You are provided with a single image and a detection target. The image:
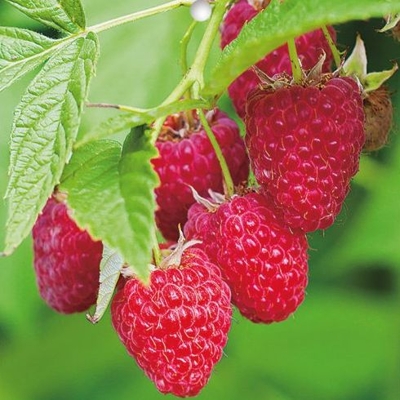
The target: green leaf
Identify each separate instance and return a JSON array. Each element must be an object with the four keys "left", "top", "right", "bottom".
[
  {"left": 3, "top": 32, "right": 99, "bottom": 256},
  {"left": 87, "top": 246, "right": 123, "bottom": 324},
  {"left": 77, "top": 98, "right": 209, "bottom": 146},
  {"left": 5, "top": 0, "right": 86, "bottom": 34},
  {"left": 118, "top": 125, "right": 159, "bottom": 279},
  {"left": 204, "top": 0, "right": 400, "bottom": 96},
  {"left": 0, "top": 27, "right": 60, "bottom": 92},
  {"left": 59, "top": 133, "right": 159, "bottom": 282}
]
